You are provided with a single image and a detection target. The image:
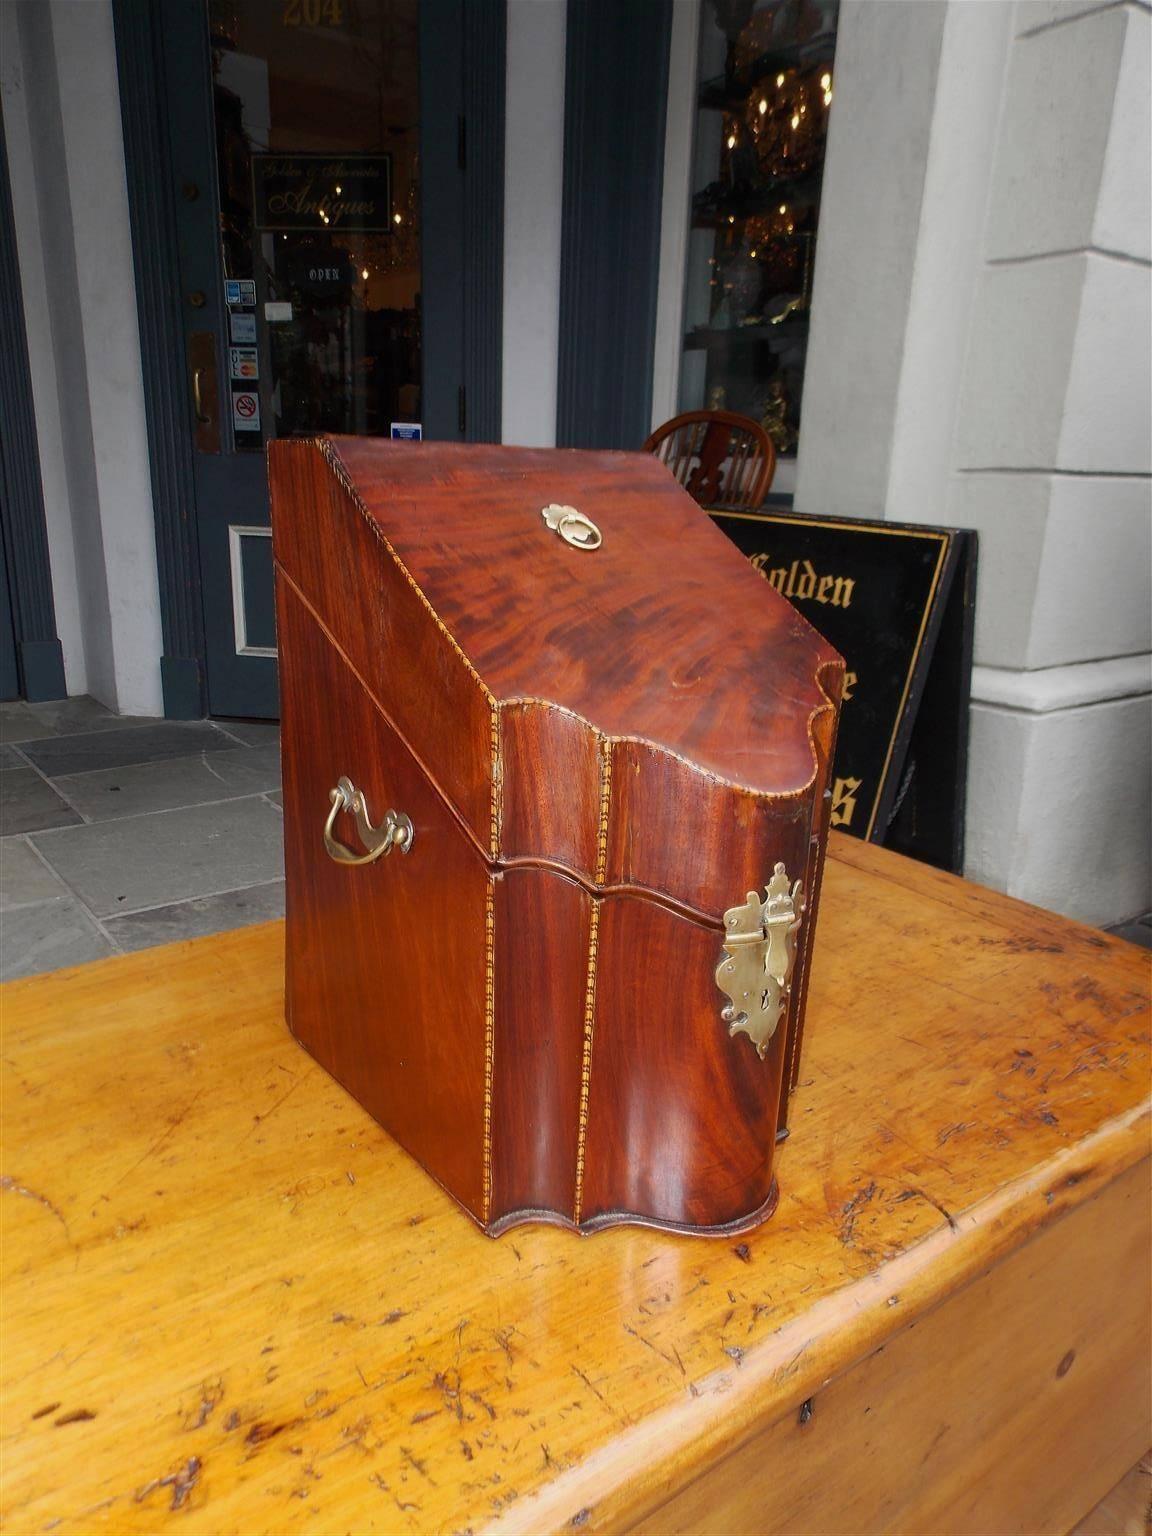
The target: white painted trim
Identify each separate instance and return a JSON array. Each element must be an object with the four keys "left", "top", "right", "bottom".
[
  {"left": 650, "top": 0, "right": 701, "bottom": 432},
  {"left": 0, "top": 2, "right": 87, "bottom": 696},
  {"left": 56, "top": 0, "right": 163, "bottom": 714},
  {"left": 6, "top": 0, "right": 165, "bottom": 715},
  {"left": 793, "top": 0, "right": 950, "bottom": 519},
  {"left": 228, "top": 526, "right": 277, "bottom": 659},
  {"left": 971, "top": 653, "right": 1151, "bottom": 712},
  {"left": 501, "top": 0, "right": 567, "bottom": 448}
]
